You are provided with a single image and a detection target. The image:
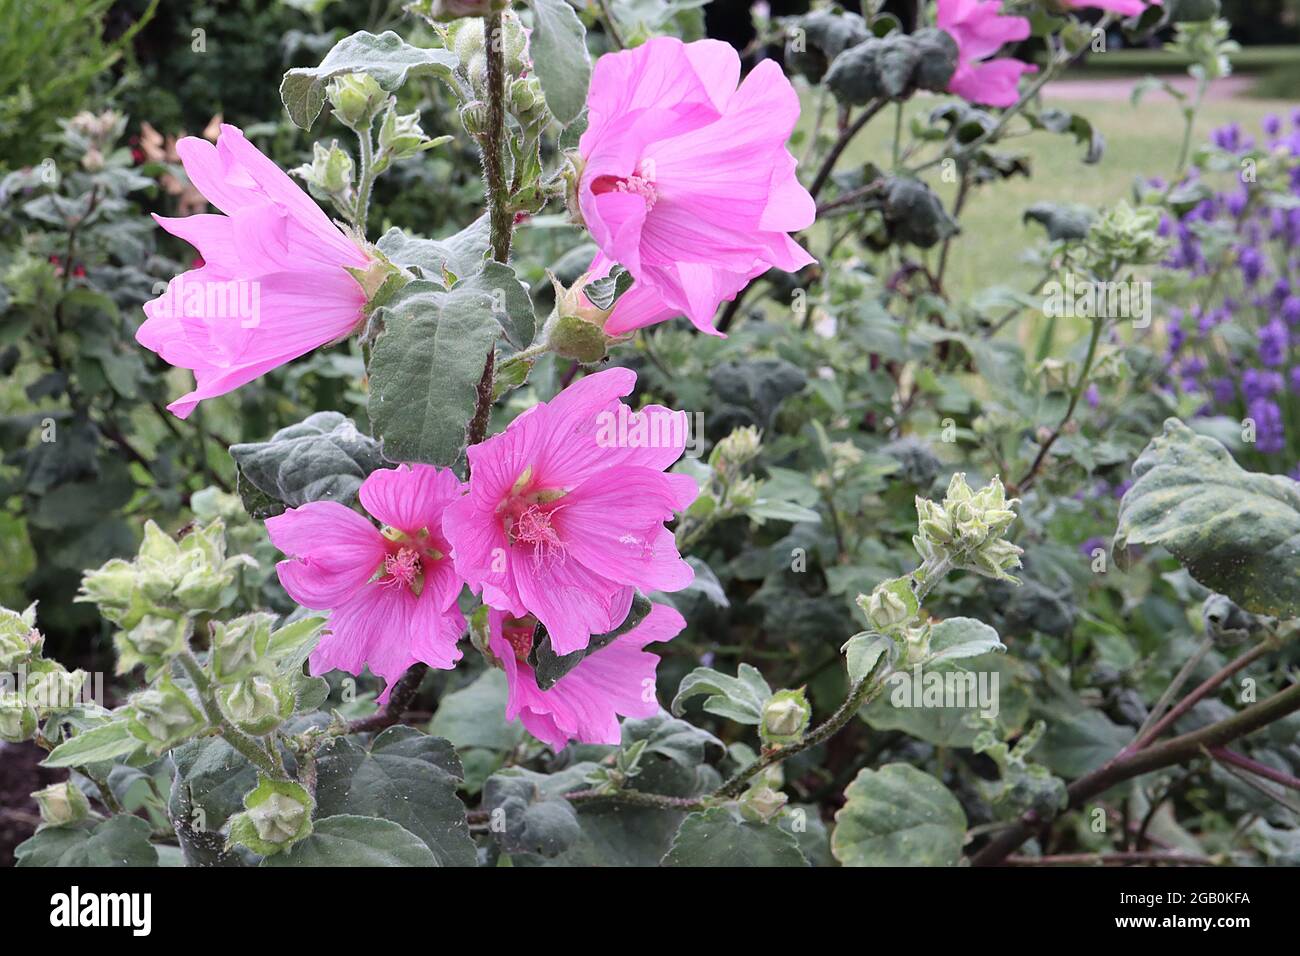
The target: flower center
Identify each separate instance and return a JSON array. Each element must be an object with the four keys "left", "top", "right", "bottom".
[
  {"left": 591, "top": 169, "right": 659, "bottom": 211},
  {"left": 498, "top": 471, "right": 568, "bottom": 566},
  {"left": 502, "top": 618, "right": 535, "bottom": 664},
  {"left": 382, "top": 546, "right": 422, "bottom": 590}
]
